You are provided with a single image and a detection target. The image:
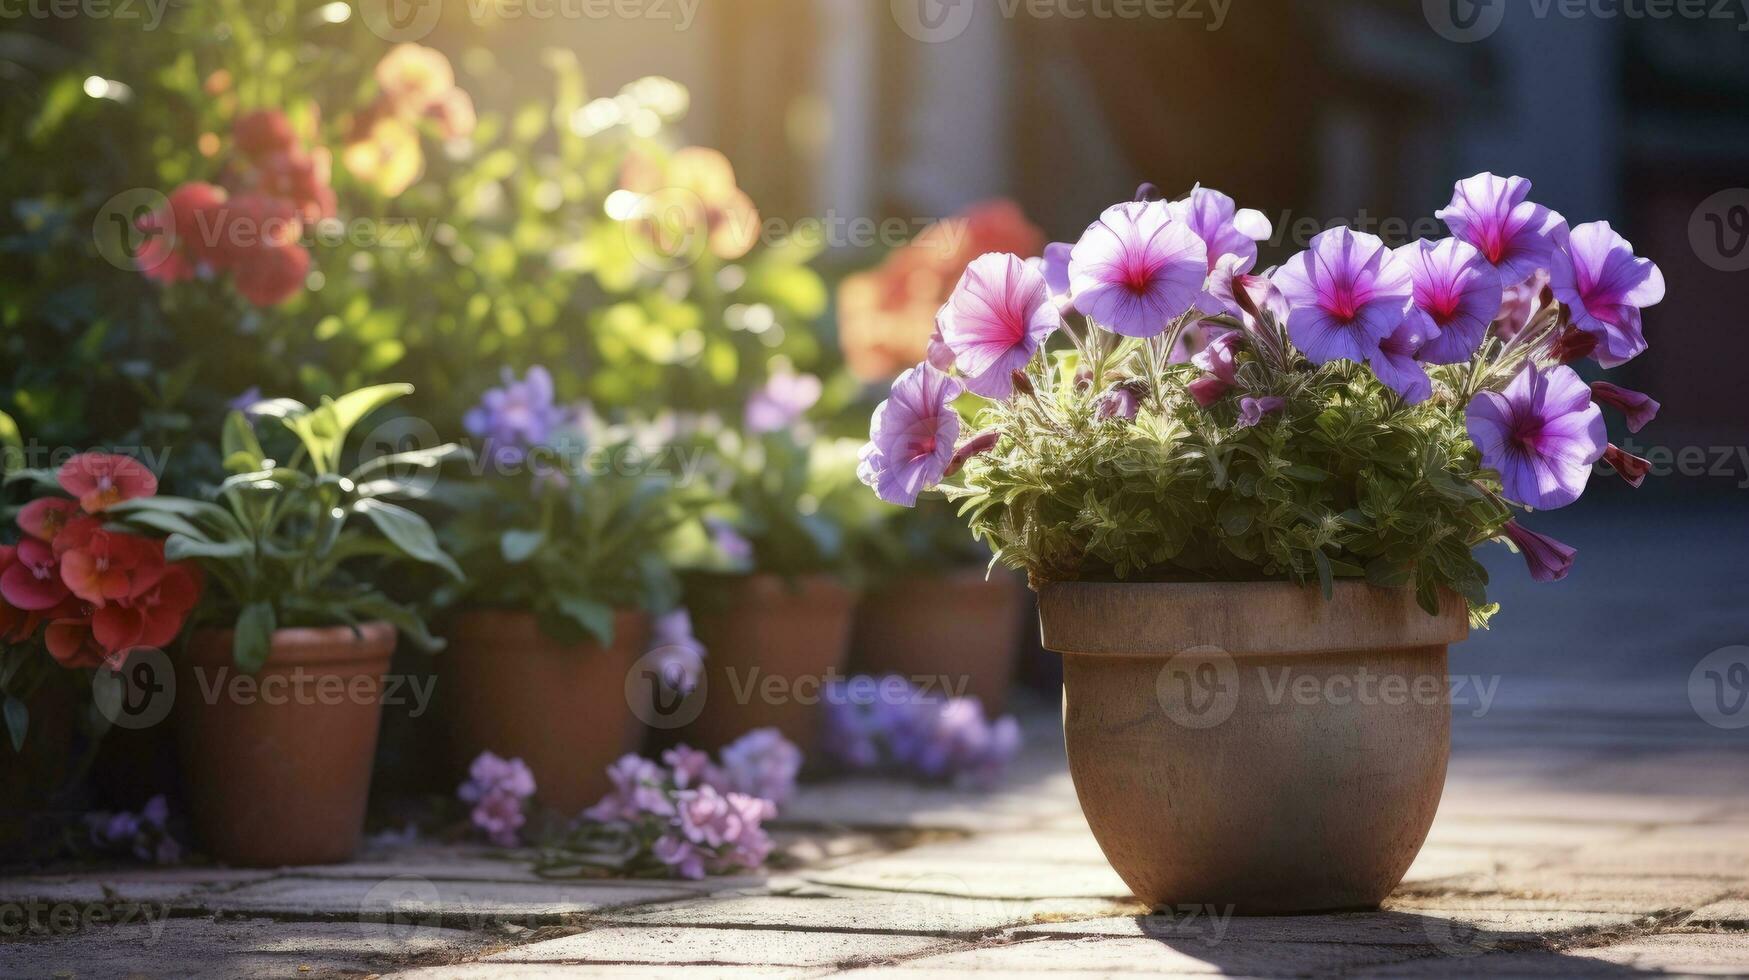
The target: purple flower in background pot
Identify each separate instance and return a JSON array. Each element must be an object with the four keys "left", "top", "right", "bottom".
[
  {"left": 858, "top": 363, "right": 962, "bottom": 506},
  {"left": 938, "top": 253, "right": 1062, "bottom": 398},
  {"left": 744, "top": 371, "right": 822, "bottom": 434},
  {"left": 1549, "top": 221, "right": 1666, "bottom": 368},
  {"left": 1272, "top": 227, "right": 1413, "bottom": 367},
  {"left": 1396, "top": 238, "right": 1502, "bottom": 365},
  {"left": 1466, "top": 363, "right": 1606, "bottom": 510},
  {"left": 1369, "top": 320, "right": 1439, "bottom": 404},
  {"left": 1436, "top": 173, "right": 1568, "bottom": 286},
  {"left": 464, "top": 366, "right": 567, "bottom": 467},
  {"left": 718, "top": 728, "right": 802, "bottom": 806},
  {"left": 1166, "top": 186, "right": 1273, "bottom": 273},
  {"left": 1502, "top": 520, "right": 1577, "bottom": 583},
  {"left": 1068, "top": 201, "right": 1210, "bottom": 339},
  {"left": 1589, "top": 382, "right": 1660, "bottom": 433}
]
